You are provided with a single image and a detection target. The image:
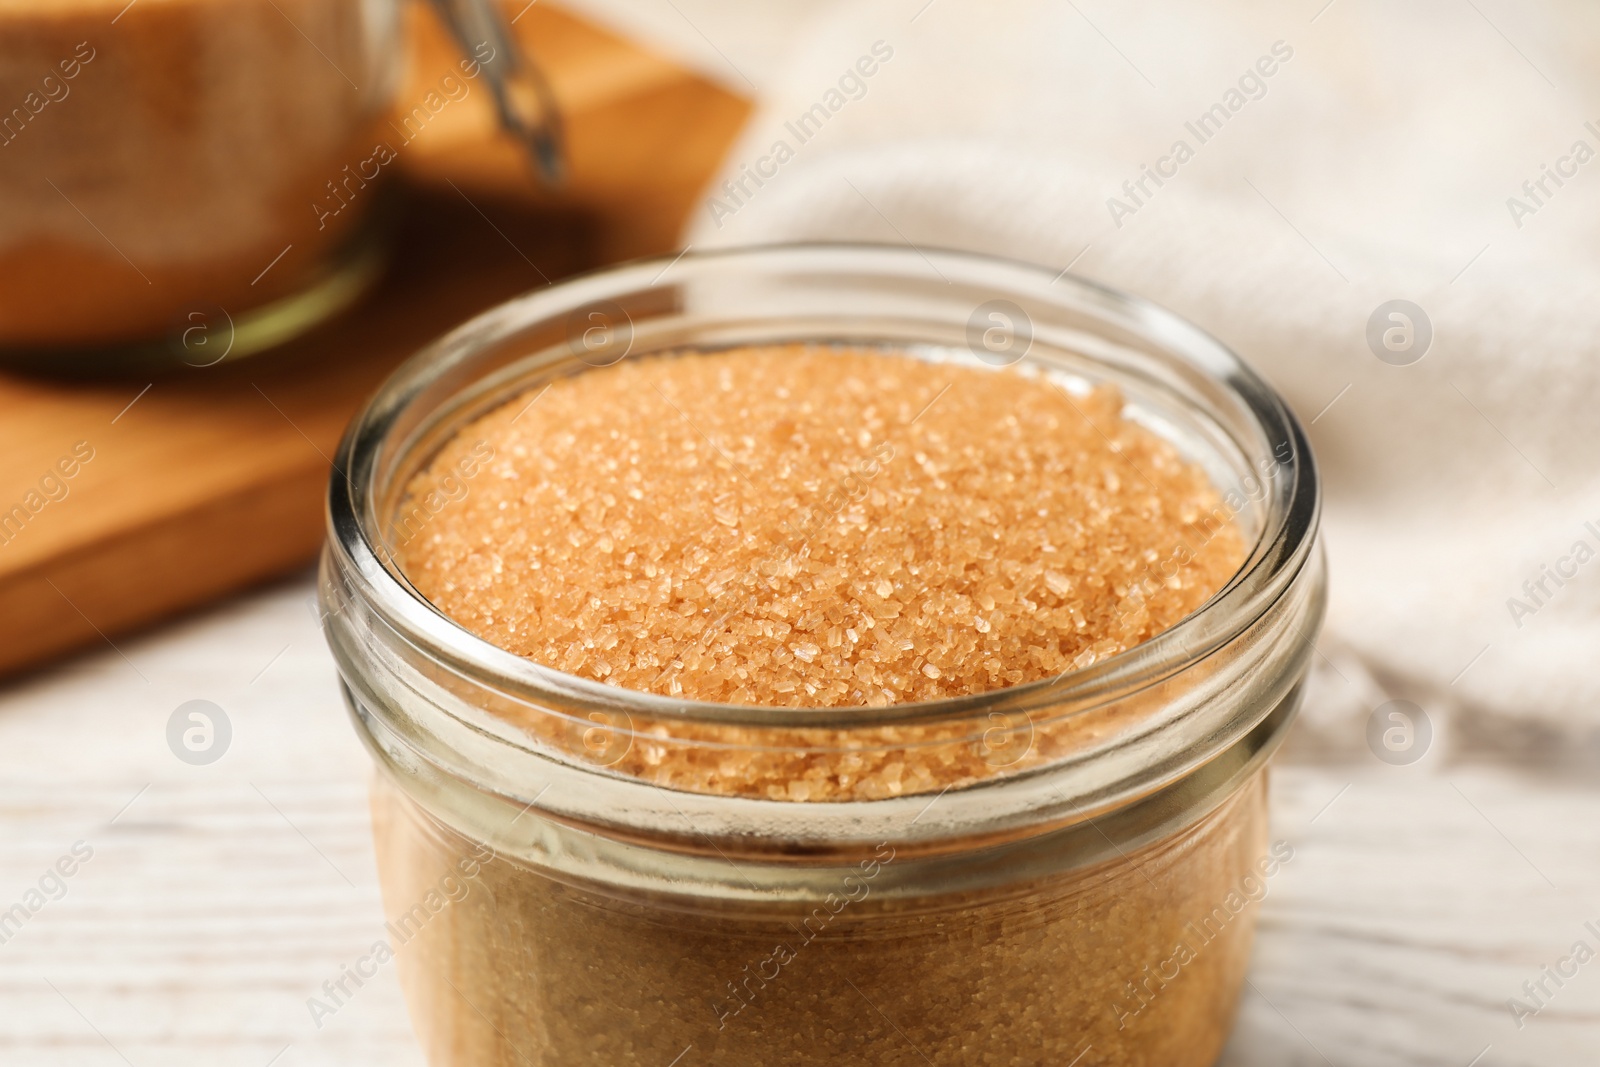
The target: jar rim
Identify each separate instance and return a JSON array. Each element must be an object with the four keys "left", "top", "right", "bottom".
[{"left": 327, "top": 241, "right": 1319, "bottom": 731}]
